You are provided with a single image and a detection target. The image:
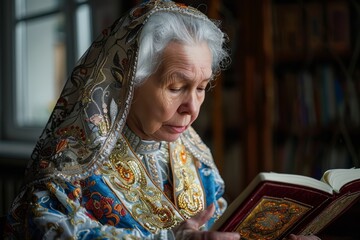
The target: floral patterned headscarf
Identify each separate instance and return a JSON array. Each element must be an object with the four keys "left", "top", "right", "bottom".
[{"left": 25, "top": 0, "right": 222, "bottom": 183}]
